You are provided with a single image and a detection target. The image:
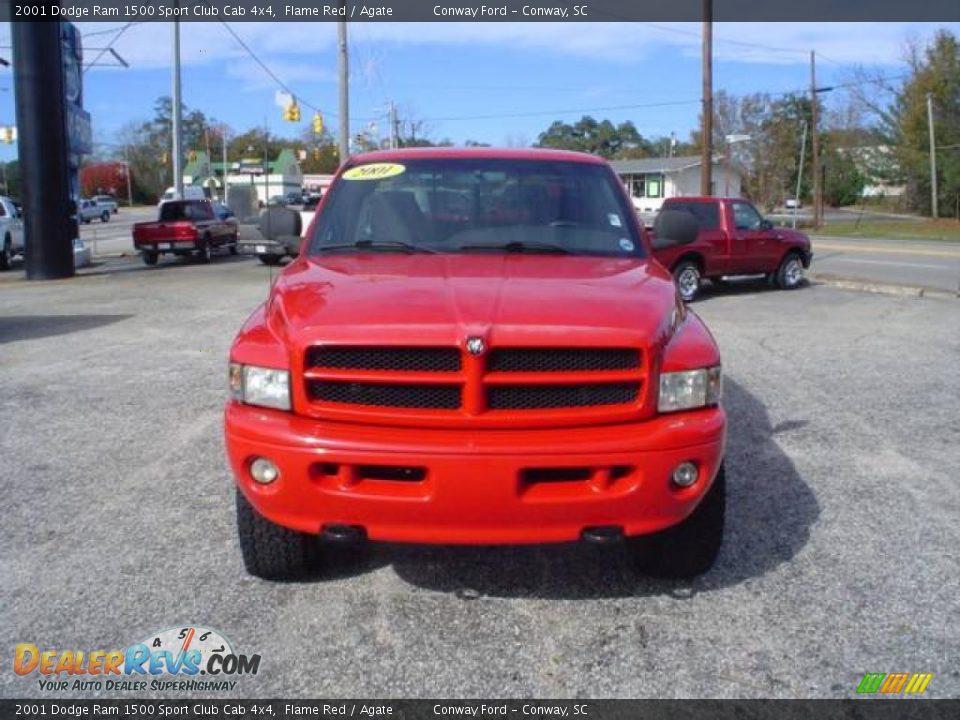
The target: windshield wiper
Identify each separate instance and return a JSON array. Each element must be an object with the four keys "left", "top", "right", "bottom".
[
  {"left": 314, "top": 239, "right": 436, "bottom": 254},
  {"left": 459, "top": 241, "right": 572, "bottom": 255}
]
